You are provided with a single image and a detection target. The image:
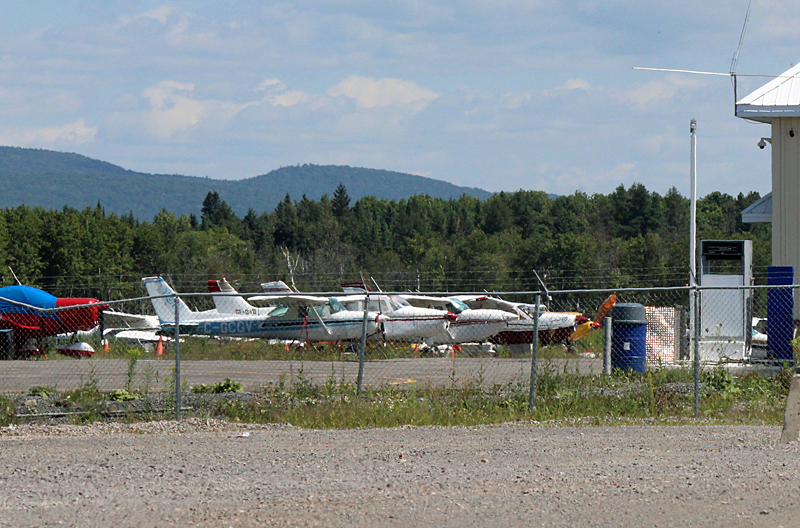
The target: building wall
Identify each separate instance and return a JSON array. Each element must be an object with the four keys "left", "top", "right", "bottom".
[{"left": 772, "top": 117, "right": 800, "bottom": 318}]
